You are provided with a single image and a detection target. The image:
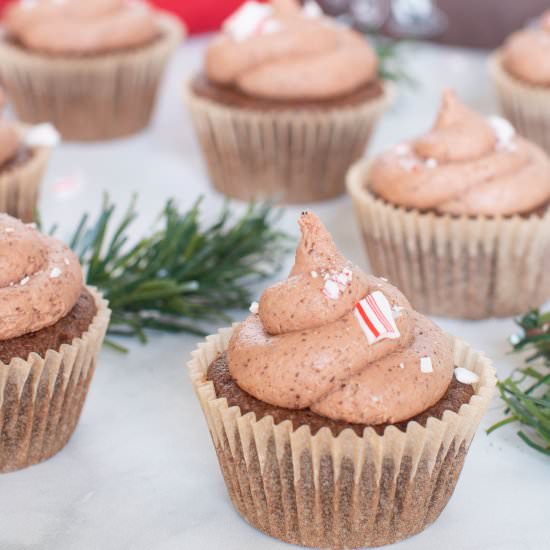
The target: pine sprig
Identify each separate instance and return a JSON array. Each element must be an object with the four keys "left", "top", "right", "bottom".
[
  {"left": 488, "top": 310, "right": 550, "bottom": 456},
  {"left": 61, "top": 195, "right": 290, "bottom": 347},
  {"left": 373, "top": 38, "right": 414, "bottom": 86}
]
